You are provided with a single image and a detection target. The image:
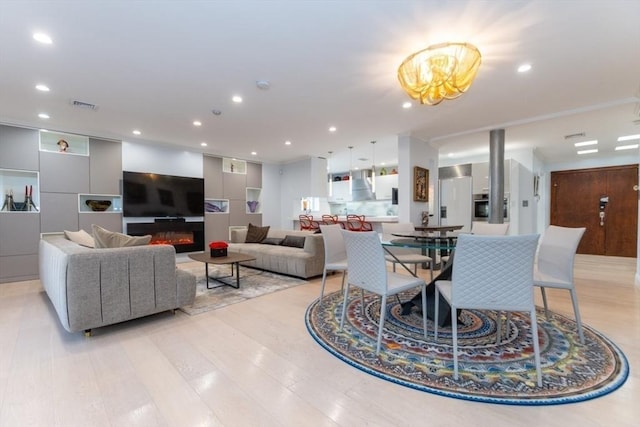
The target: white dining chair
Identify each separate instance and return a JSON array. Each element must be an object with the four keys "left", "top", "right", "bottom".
[
  {"left": 434, "top": 233, "right": 542, "bottom": 386},
  {"left": 381, "top": 222, "right": 433, "bottom": 280},
  {"left": 534, "top": 225, "right": 586, "bottom": 344},
  {"left": 340, "top": 230, "right": 428, "bottom": 355},
  {"left": 318, "top": 224, "right": 348, "bottom": 303}
]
